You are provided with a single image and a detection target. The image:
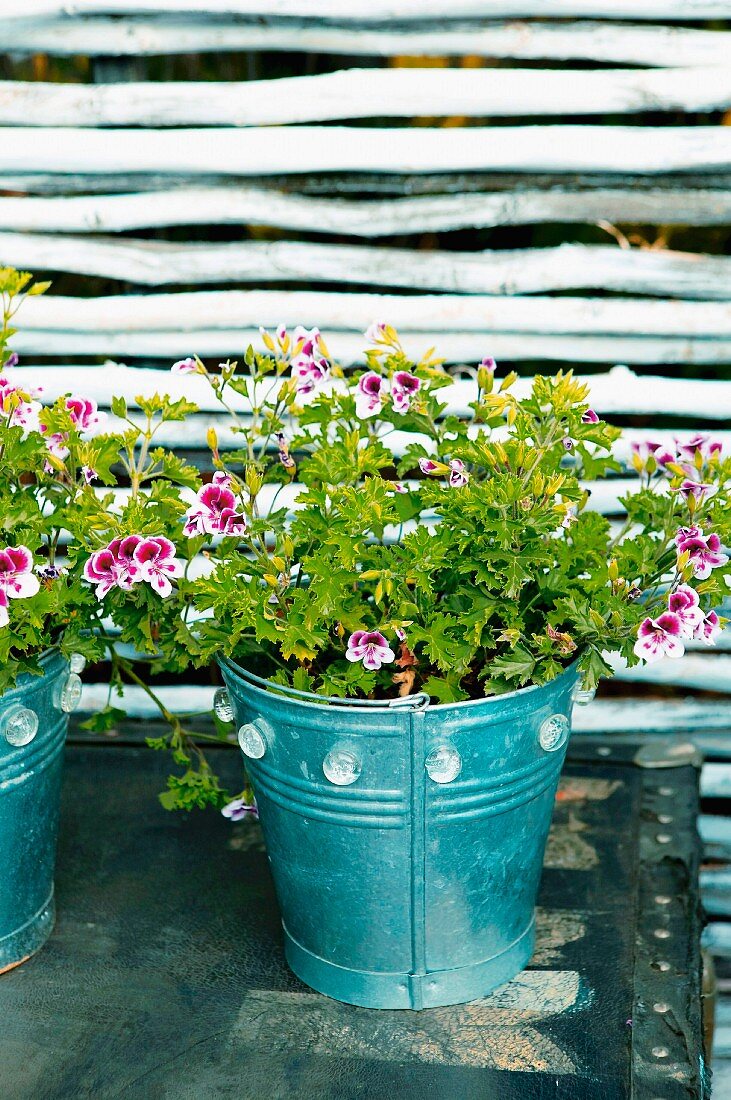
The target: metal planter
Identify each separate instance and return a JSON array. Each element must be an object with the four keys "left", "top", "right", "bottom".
[
  {"left": 0, "top": 650, "right": 72, "bottom": 973},
  {"left": 220, "top": 656, "right": 580, "bottom": 1009}
]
